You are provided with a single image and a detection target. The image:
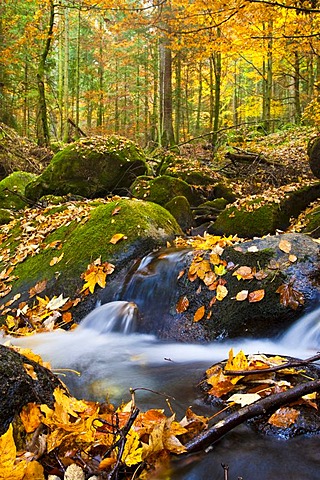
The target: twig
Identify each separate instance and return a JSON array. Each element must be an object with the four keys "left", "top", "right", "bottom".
[{"left": 184, "top": 378, "right": 320, "bottom": 453}]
